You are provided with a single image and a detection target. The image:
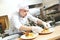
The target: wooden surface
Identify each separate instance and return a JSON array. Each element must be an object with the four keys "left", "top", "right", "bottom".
[
  {"left": 17, "top": 25, "right": 60, "bottom": 40},
  {"left": 0, "top": 15, "right": 9, "bottom": 33},
  {"left": 34, "top": 25, "right": 60, "bottom": 40}
]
